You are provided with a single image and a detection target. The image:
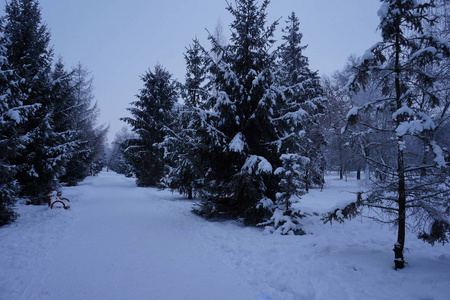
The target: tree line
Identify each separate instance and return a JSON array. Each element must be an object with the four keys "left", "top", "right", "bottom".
[
  {"left": 115, "top": 1, "right": 325, "bottom": 235},
  {"left": 0, "top": 0, "right": 107, "bottom": 226},
  {"left": 110, "top": 0, "right": 449, "bottom": 269},
  {"left": 1, "top": 0, "right": 448, "bottom": 270}
]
